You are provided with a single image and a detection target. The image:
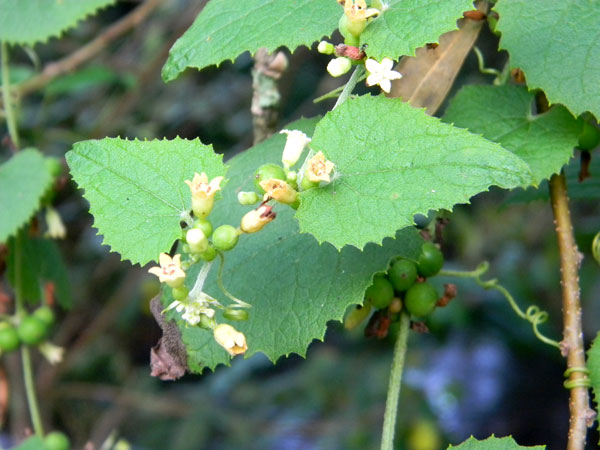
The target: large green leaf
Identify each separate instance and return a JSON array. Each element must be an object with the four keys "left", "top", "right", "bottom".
[
  {"left": 444, "top": 84, "right": 582, "bottom": 186},
  {"left": 0, "top": 149, "right": 53, "bottom": 243},
  {"left": 296, "top": 95, "right": 532, "bottom": 250},
  {"left": 0, "top": 0, "right": 115, "bottom": 46},
  {"left": 588, "top": 332, "right": 600, "bottom": 441},
  {"left": 361, "top": 0, "right": 473, "bottom": 61},
  {"left": 162, "top": 0, "right": 341, "bottom": 82},
  {"left": 160, "top": 118, "right": 423, "bottom": 373},
  {"left": 448, "top": 435, "right": 545, "bottom": 449},
  {"left": 66, "top": 138, "right": 226, "bottom": 266},
  {"left": 495, "top": 0, "right": 600, "bottom": 118}
]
